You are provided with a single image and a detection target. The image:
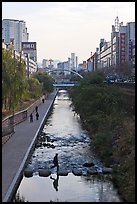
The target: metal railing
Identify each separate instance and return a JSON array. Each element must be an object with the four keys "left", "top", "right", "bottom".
[{"left": 2, "top": 97, "right": 43, "bottom": 137}]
